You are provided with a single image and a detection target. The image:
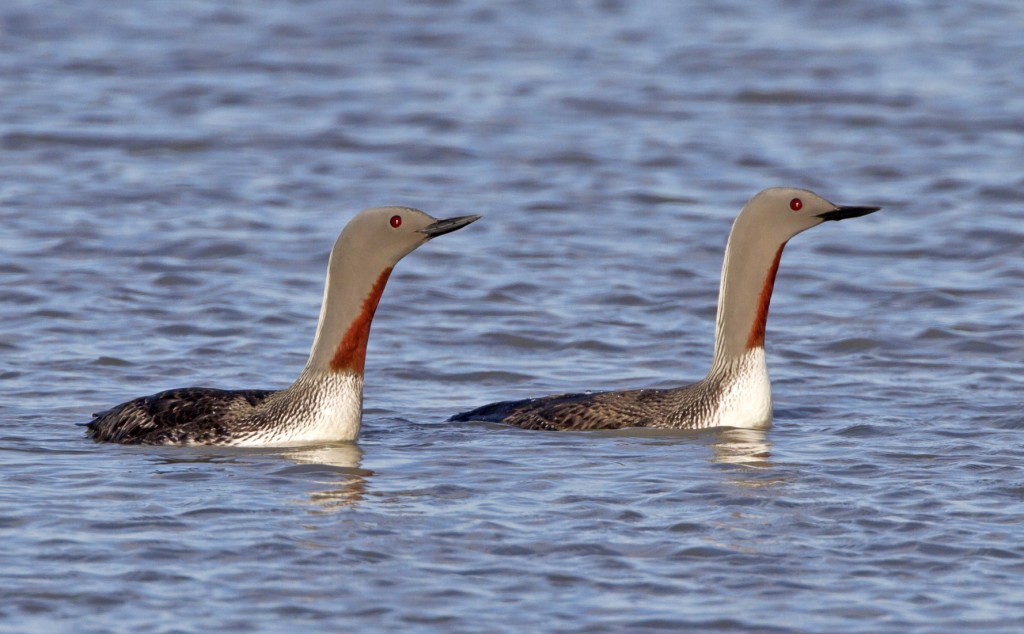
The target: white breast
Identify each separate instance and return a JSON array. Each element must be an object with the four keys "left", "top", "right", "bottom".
[
  {"left": 229, "top": 373, "right": 364, "bottom": 447},
  {"left": 709, "top": 347, "right": 773, "bottom": 429}
]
